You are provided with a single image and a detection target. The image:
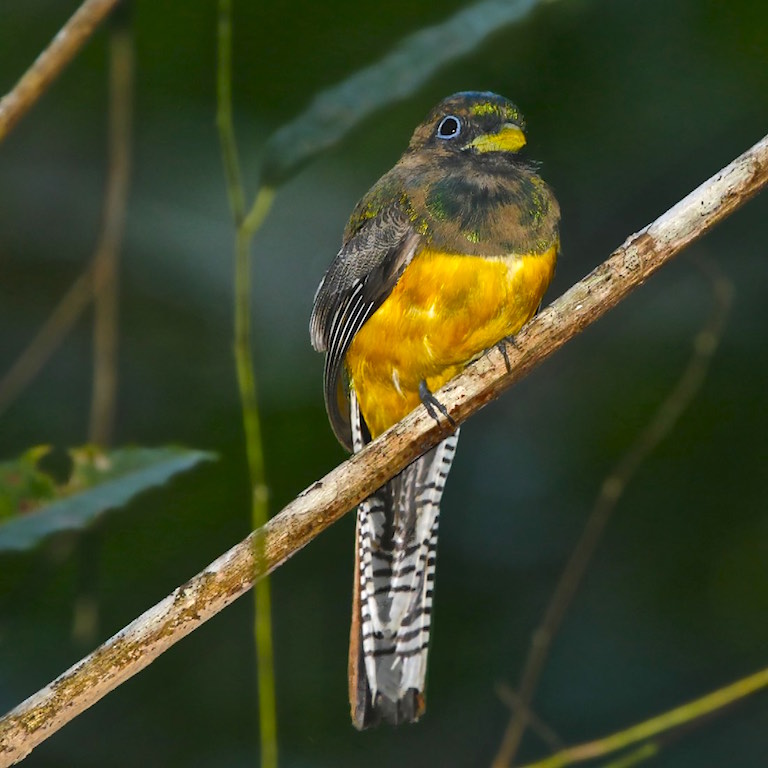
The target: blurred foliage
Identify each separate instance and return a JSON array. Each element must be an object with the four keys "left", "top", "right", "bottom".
[
  {"left": 0, "top": 446, "right": 57, "bottom": 521},
  {"left": 1, "top": 0, "right": 768, "bottom": 767},
  {"left": 0, "top": 445, "right": 214, "bottom": 552},
  {"left": 262, "top": 0, "right": 555, "bottom": 185}
]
